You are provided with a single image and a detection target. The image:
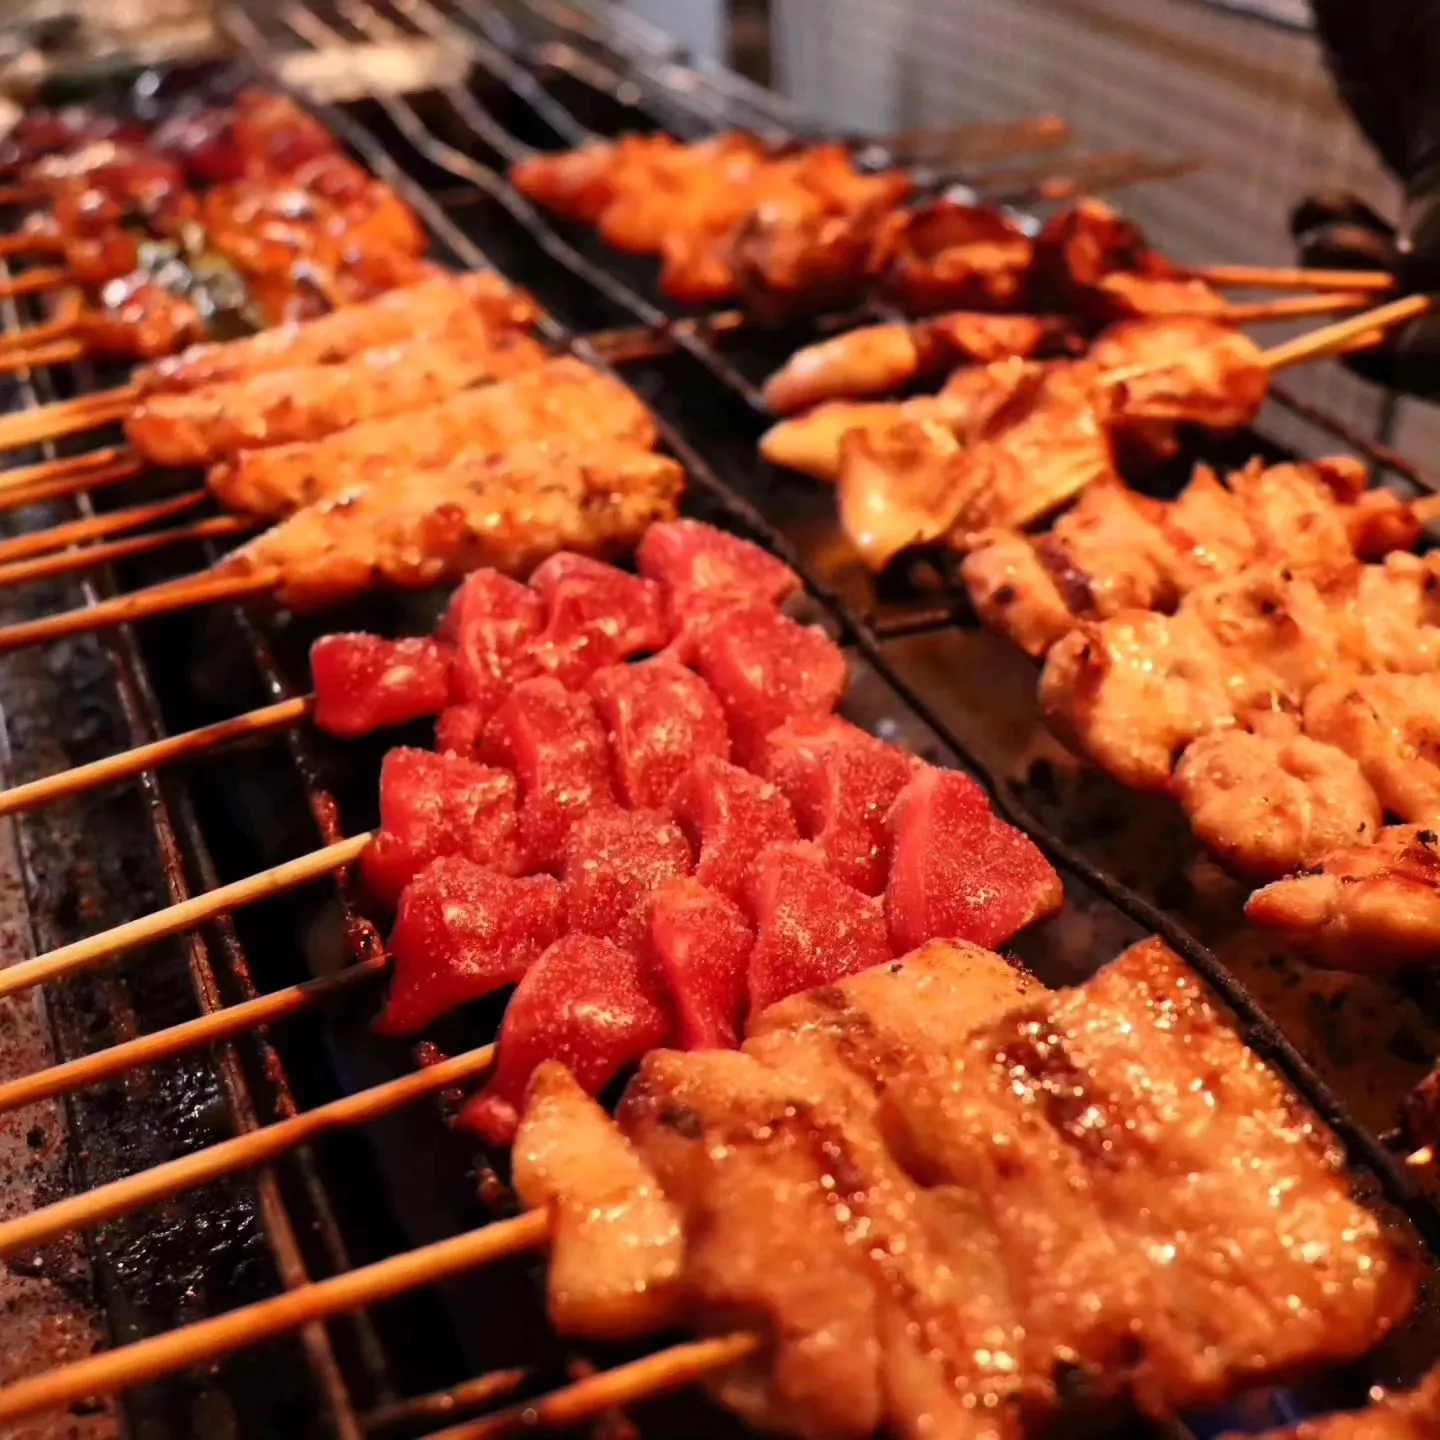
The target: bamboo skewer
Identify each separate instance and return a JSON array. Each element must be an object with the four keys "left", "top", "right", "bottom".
[
  {"left": 1191, "top": 262, "right": 1394, "bottom": 294},
  {"left": 0, "top": 694, "right": 311, "bottom": 817},
  {"left": 0, "top": 266, "right": 70, "bottom": 301},
  {"left": 0, "top": 952, "right": 385, "bottom": 1116},
  {"left": 0, "top": 384, "right": 137, "bottom": 453},
  {"left": 0, "top": 444, "right": 138, "bottom": 493},
  {"left": 0, "top": 830, "right": 370, "bottom": 1001},
  {"left": 0, "top": 1208, "right": 549, "bottom": 1426},
  {"left": 1215, "top": 291, "right": 1372, "bottom": 324},
  {"left": 0, "top": 490, "right": 208, "bottom": 564},
  {"left": 0, "top": 337, "right": 83, "bottom": 375},
  {"left": 0, "top": 1042, "right": 498, "bottom": 1259},
  {"left": 0, "top": 454, "right": 146, "bottom": 516},
  {"left": 0, "top": 514, "right": 253, "bottom": 591},
  {"left": 1260, "top": 293, "right": 1433, "bottom": 370},
  {"left": 362, "top": 1368, "right": 532, "bottom": 1434}
]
